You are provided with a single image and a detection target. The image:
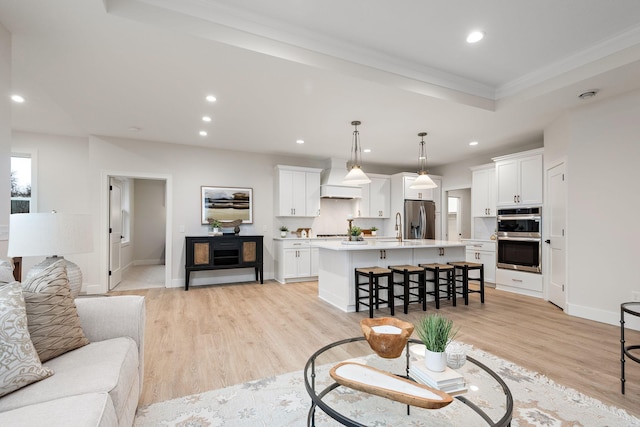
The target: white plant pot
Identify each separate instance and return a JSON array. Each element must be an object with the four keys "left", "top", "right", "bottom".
[
  {"left": 280, "top": 231, "right": 287, "bottom": 237},
  {"left": 371, "top": 231, "right": 377, "bottom": 236},
  {"left": 424, "top": 349, "right": 447, "bottom": 372}
]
